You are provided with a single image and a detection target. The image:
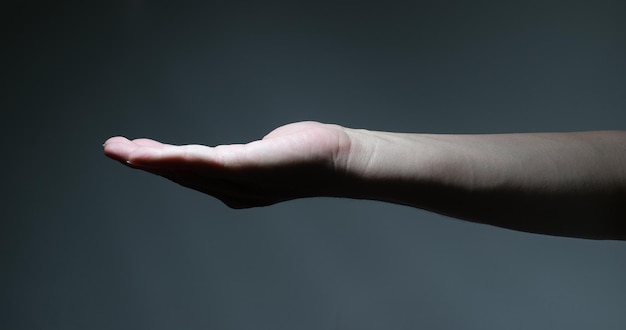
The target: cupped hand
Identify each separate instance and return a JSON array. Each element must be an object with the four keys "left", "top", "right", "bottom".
[{"left": 103, "top": 121, "right": 357, "bottom": 208}]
